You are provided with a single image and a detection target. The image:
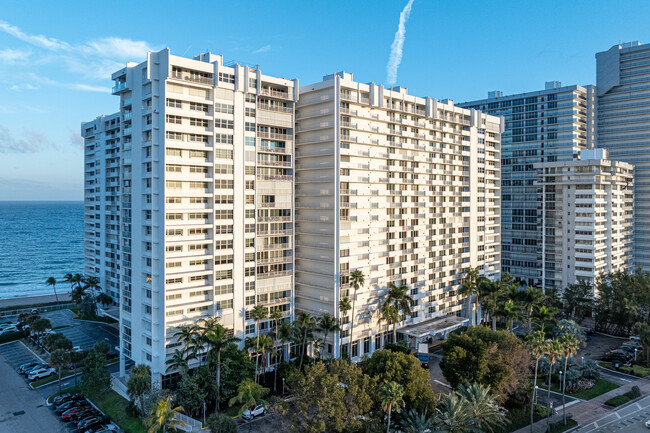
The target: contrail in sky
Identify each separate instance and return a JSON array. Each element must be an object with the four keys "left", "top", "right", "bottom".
[{"left": 386, "top": 0, "right": 415, "bottom": 86}]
